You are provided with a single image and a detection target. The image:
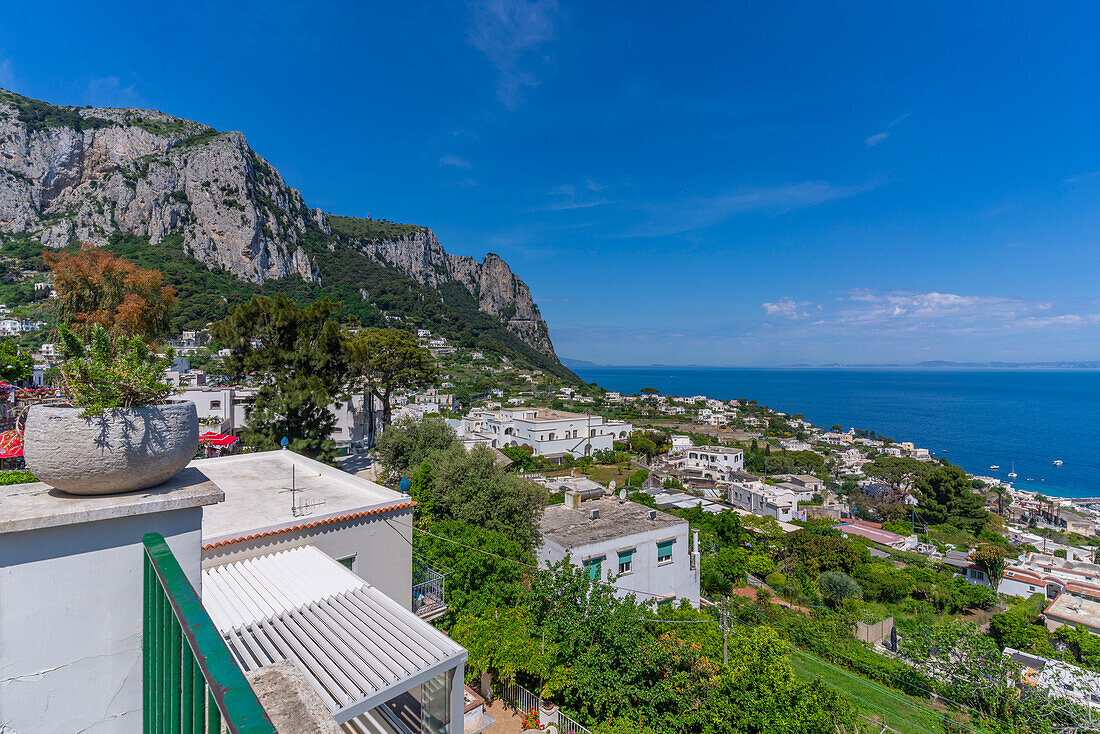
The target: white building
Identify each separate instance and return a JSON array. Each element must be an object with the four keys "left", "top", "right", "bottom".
[
  {"left": 999, "top": 552, "right": 1100, "bottom": 602},
  {"left": 677, "top": 445, "right": 744, "bottom": 478},
  {"left": 538, "top": 496, "right": 700, "bottom": 607},
  {"left": 178, "top": 385, "right": 257, "bottom": 433},
  {"left": 197, "top": 451, "right": 467, "bottom": 730},
  {"left": 179, "top": 385, "right": 381, "bottom": 448},
  {"left": 459, "top": 407, "right": 631, "bottom": 458},
  {"left": 728, "top": 478, "right": 803, "bottom": 522},
  {"left": 669, "top": 434, "right": 693, "bottom": 454}
]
